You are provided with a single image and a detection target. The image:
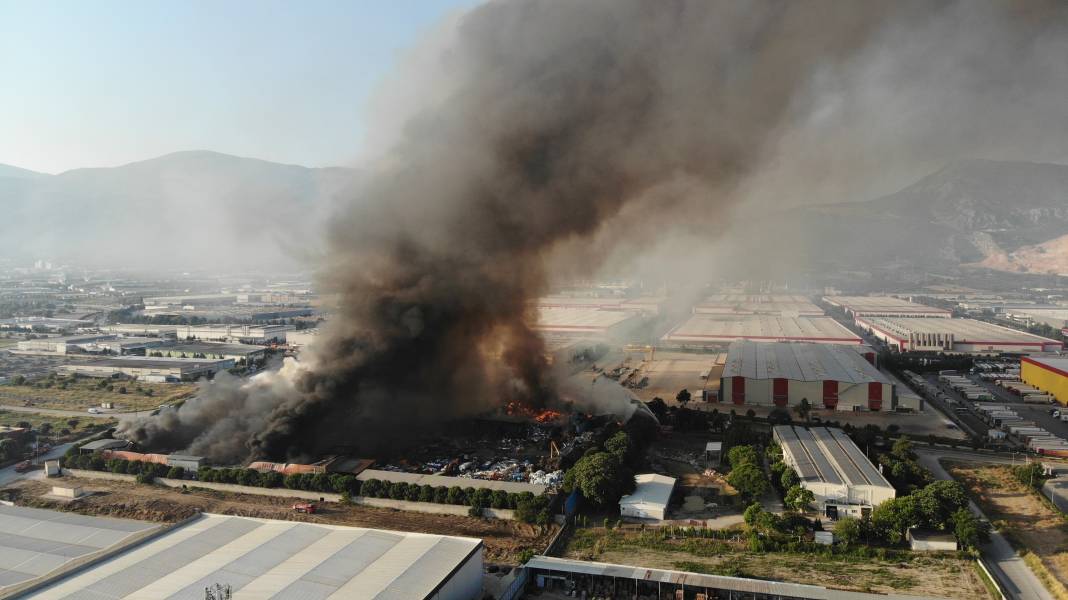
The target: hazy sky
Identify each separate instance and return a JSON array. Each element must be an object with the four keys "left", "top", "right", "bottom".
[{"left": 0, "top": 0, "right": 474, "bottom": 174}]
